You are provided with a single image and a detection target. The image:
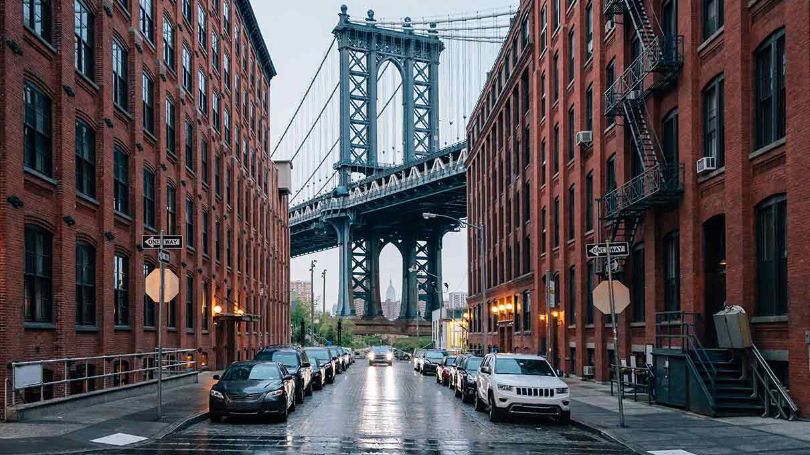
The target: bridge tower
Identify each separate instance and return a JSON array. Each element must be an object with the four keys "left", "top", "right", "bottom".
[{"left": 328, "top": 6, "right": 448, "bottom": 321}]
